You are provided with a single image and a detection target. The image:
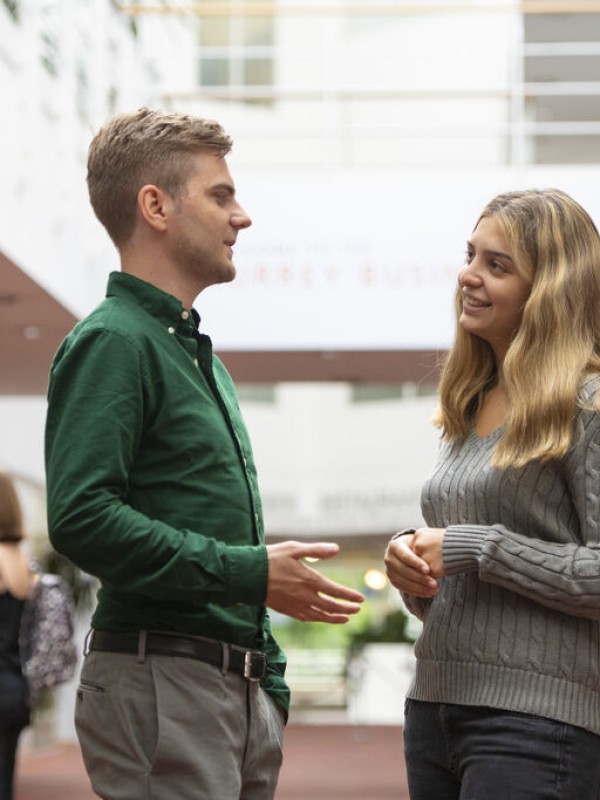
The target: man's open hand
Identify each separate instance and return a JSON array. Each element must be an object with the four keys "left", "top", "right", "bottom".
[{"left": 266, "top": 541, "right": 364, "bottom": 623}]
